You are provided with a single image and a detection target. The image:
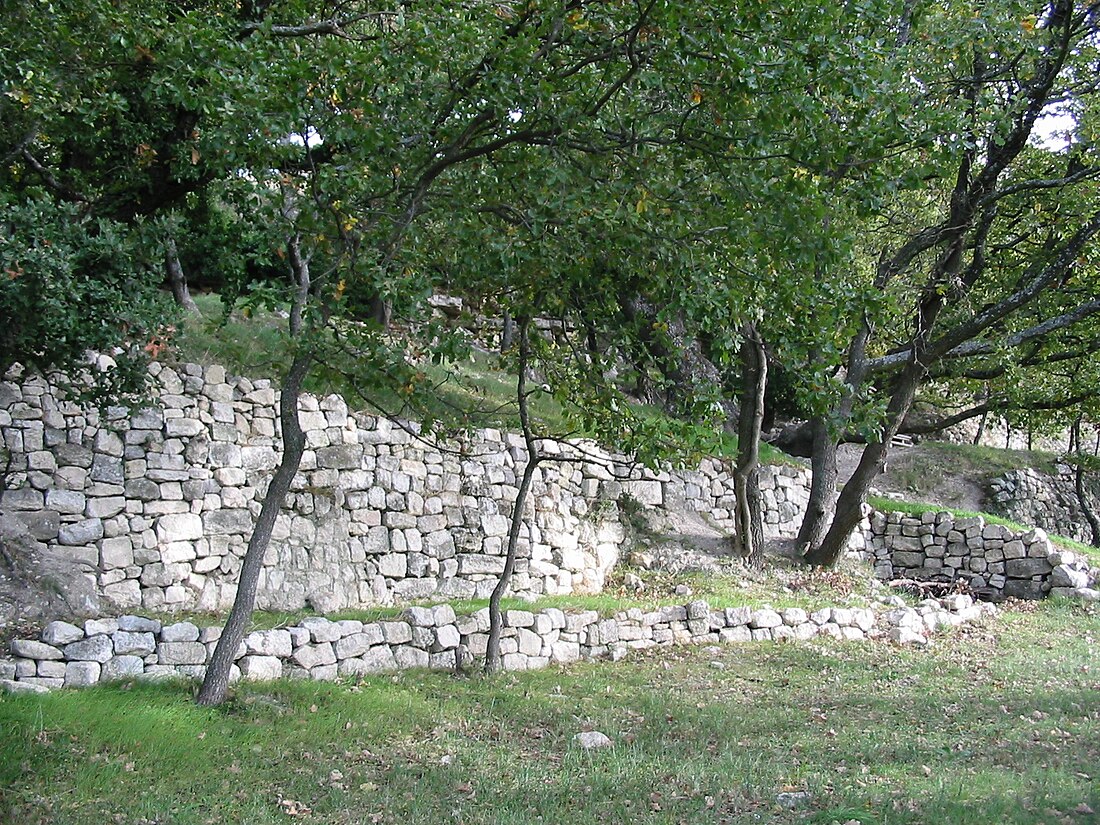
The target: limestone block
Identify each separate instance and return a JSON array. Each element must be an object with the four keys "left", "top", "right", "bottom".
[
  {"left": 378, "top": 553, "right": 407, "bottom": 578},
  {"left": 504, "top": 610, "right": 535, "bottom": 628},
  {"left": 91, "top": 454, "right": 124, "bottom": 484},
  {"left": 117, "top": 615, "right": 161, "bottom": 633},
  {"left": 11, "top": 640, "right": 63, "bottom": 660},
  {"left": 36, "top": 660, "right": 67, "bottom": 679},
  {"left": 202, "top": 509, "right": 253, "bottom": 535},
  {"left": 718, "top": 626, "right": 752, "bottom": 643},
  {"left": 65, "top": 661, "right": 101, "bottom": 687},
  {"left": 64, "top": 636, "right": 114, "bottom": 663},
  {"left": 165, "top": 418, "right": 205, "bottom": 438},
  {"left": 102, "top": 655, "right": 145, "bottom": 680},
  {"left": 58, "top": 518, "right": 104, "bottom": 546},
  {"left": 379, "top": 622, "right": 413, "bottom": 645},
  {"left": 749, "top": 609, "right": 782, "bottom": 629},
  {"left": 2, "top": 679, "right": 51, "bottom": 694},
  {"left": 46, "top": 489, "right": 86, "bottom": 515},
  {"left": 42, "top": 621, "right": 84, "bottom": 646},
  {"left": 393, "top": 645, "right": 429, "bottom": 669},
  {"left": 457, "top": 554, "right": 505, "bottom": 575},
  {"left": 240, "top": 656, "right": 283, "bottom": 681},
  {"left": 156, "top": 513, "right": 203, "bottom": 543},
  {"left": 1005, "top": 558, "right": 1052, "bottom": 578},
  {"left": 112, "top": 631, "right": 156, "bottom": 656},
  {"left": 300, "top": 617, "right": 343, "bottom": 643},
  {"left": 161, "top": 622, "right": 200, "bottom": 642},
  {"left": 433, "top": 625, "right": 461, "bottom": 651},
  {"left": 291, "top": 643, "right": 336, "bottom": 670},
  {"left": 780, "top": 608, "right": 808, "bottom": 626},
  {"left": 1052, "top": 564, "right": 1089, "bottom": 589},
  {"left": 403, "top": 606, "right": 435, "bottom": 627}
]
